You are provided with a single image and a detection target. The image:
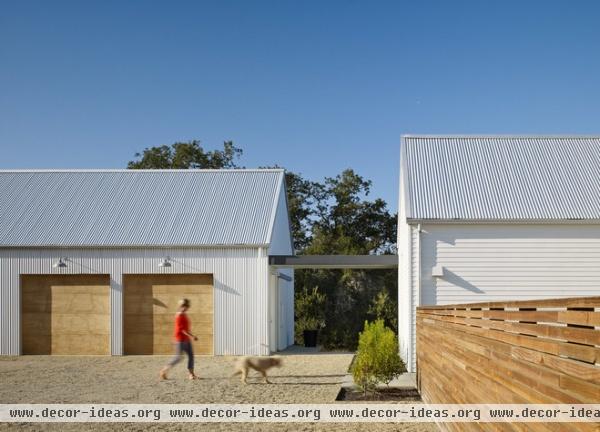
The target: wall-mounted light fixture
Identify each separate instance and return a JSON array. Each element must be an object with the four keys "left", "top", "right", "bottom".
[
  {"left": 53, "top": 258, "right": 67, "bottom": 268},
  {"left": 277, "top": 272, "right": 293, "bottom": 282},
  {"left": 158, "top": 257, "right": 172, "bottom": 268},
  {"left": 432, "top": 265, "right": 444, "bottom": 278}
]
